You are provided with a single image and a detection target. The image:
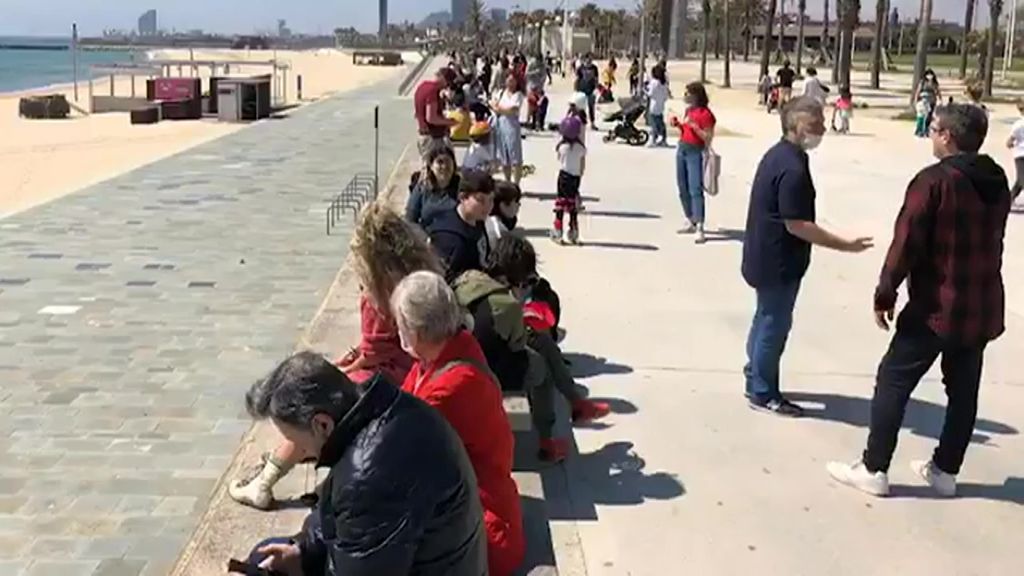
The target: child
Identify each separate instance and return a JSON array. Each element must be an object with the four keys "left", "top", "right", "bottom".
[
  {"left": 464, "top": 121, "right": 496, "bottom": 173},
  {"left": 447, "top": 89, "right": 472, "bottom": 142},
  {"left": 552, "top": 116, "right": 586, "bottom": 246},
  {"left": 914, "top": 97, "right": 929, "bottom": 138},
  {"left": 486, "top": 181, "right": 522, "bottom": 247},
  {"left": 758, "top": 73, "right": 773, "bottom": 107},
  {"left": 834, "top": 87, "right": 853, "bottom": 134}
]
